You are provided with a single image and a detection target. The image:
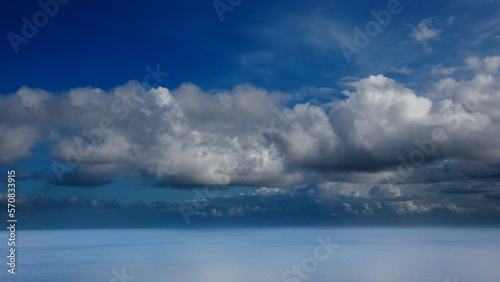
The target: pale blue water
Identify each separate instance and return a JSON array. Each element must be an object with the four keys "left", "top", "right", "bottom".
[{"left": 0, "top": 227, "right": 499, "bottom": 281}]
